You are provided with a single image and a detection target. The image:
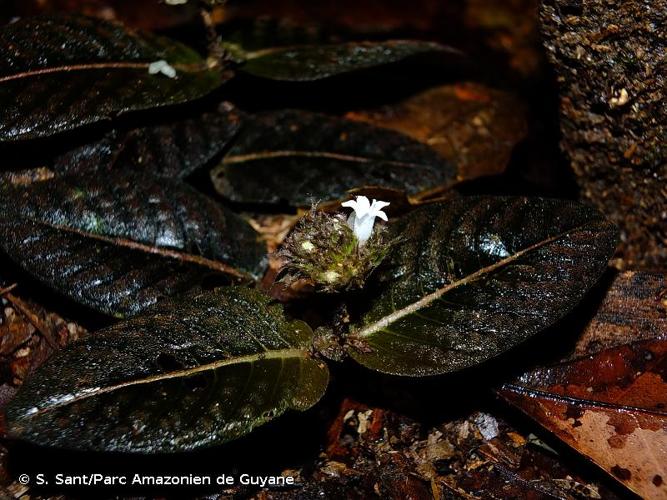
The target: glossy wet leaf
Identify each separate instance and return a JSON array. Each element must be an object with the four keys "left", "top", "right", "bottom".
[
  {"left": 212, "top": 109, "right": 456, "bottom": 206},
  {"left": 219, "top": 17, "right": 333, "bottom": 54},
  {"left": 5, "top": 287, "right": 329, "bottom": 453},
  {"left": 499, "top": 271, "right": 667, "bottom": 499},
  {"left": 0, "top": 14, "right": 225, "bottom": 142},
  {"left": 239, "top": 40, "right": 455, "bottom": 81},
  {"left": 0, "top": 172, "right": 267, "bottom": 317},
  {"left": 49, "top": 102, "right": 243, "bottom": 180},
  {"left": 346, "top": 197, "right": 618, "bottom": 376}
]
